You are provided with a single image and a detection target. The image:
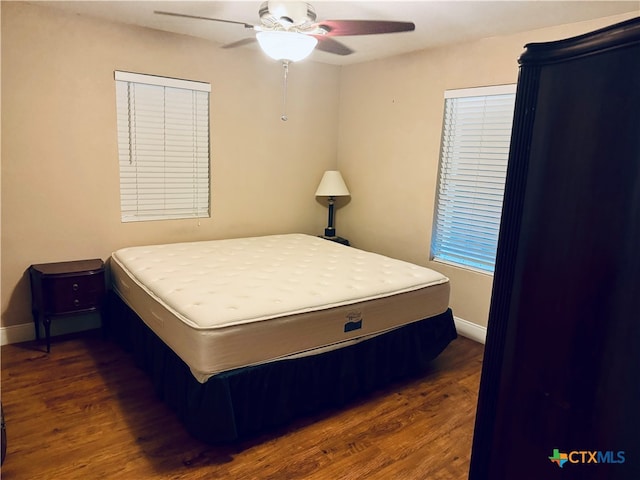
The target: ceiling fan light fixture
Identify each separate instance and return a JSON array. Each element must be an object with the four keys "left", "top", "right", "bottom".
[{"left": 256, "top": 31, "right": 318, "bottom": 61}]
